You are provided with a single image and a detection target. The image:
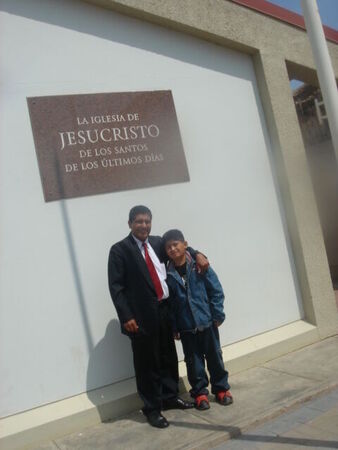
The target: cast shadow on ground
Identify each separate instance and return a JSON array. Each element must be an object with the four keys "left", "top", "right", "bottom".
[
  {"left": 170, "top": 420, "right": 240, "bottom": 436},
  {"left": 233, "top": 433, "right": 338, "bottom": 449}
]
